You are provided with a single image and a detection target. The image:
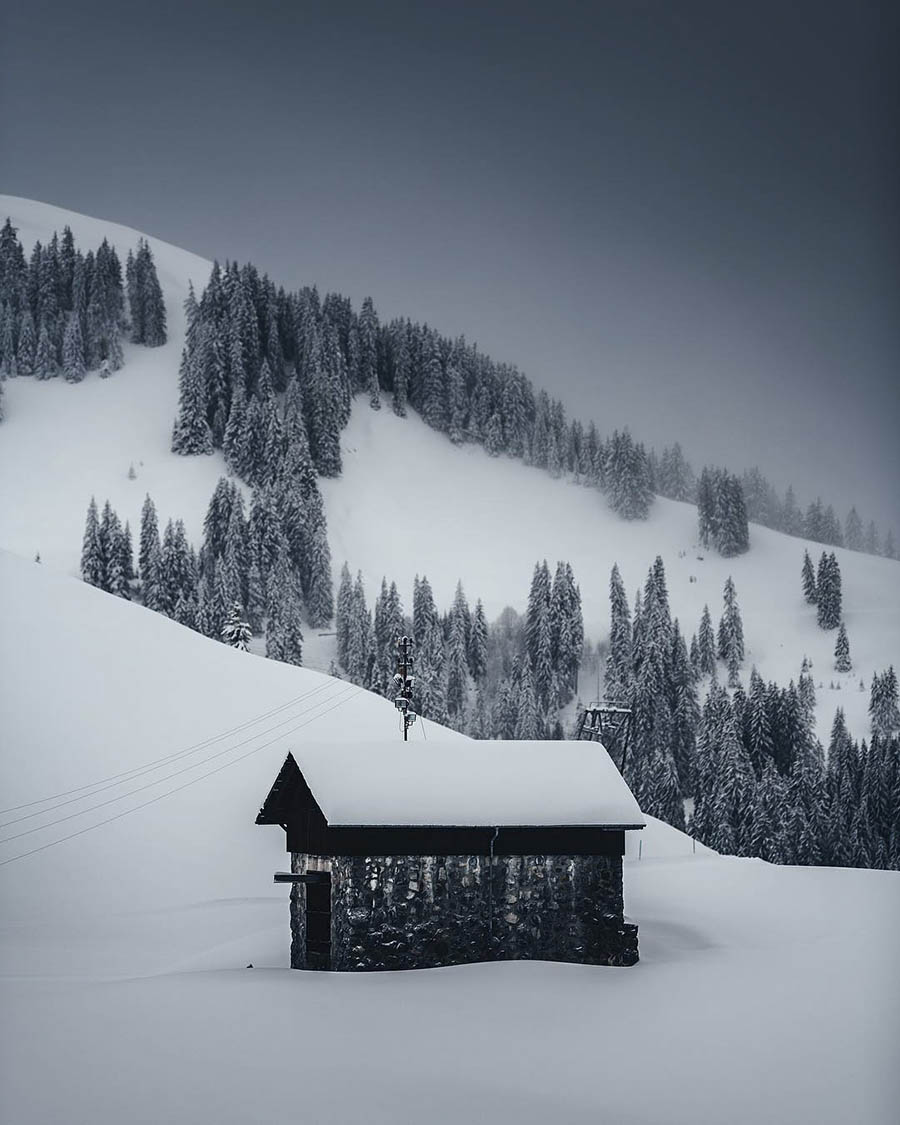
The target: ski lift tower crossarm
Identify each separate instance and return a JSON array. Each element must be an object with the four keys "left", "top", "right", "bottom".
[{"left": 576, "top": 700, "right": 634, "bottom": 775}]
